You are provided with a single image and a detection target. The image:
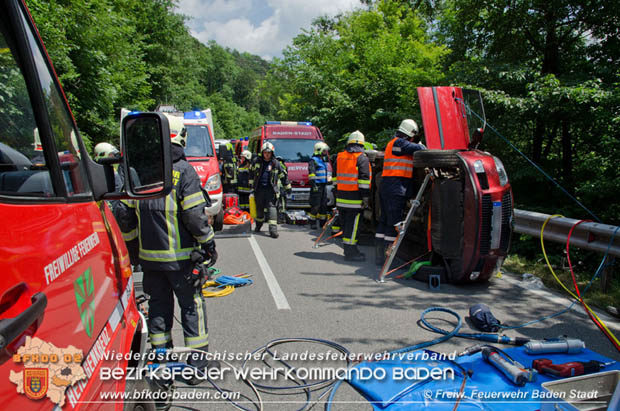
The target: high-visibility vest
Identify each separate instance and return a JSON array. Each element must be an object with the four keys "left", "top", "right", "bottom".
[
  {"left": 383, "top": 137, "right": 414, "bottom": 178},
  {"left": 309, "top": 155, "right": 328, "bottom": 184},
  {"left": 336, "top": 151, "right": 363, "bottom": 192}
]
